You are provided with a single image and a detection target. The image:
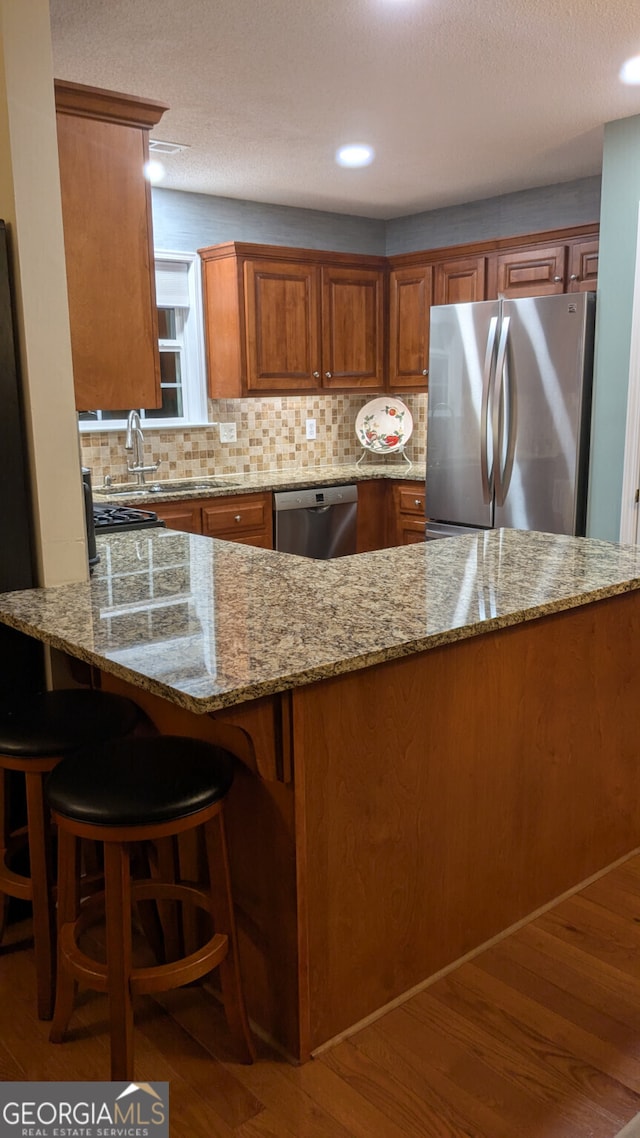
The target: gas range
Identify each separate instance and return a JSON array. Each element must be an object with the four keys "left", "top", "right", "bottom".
[{"left": 92, "top": 503, "right": 166, "bottom": 534}]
